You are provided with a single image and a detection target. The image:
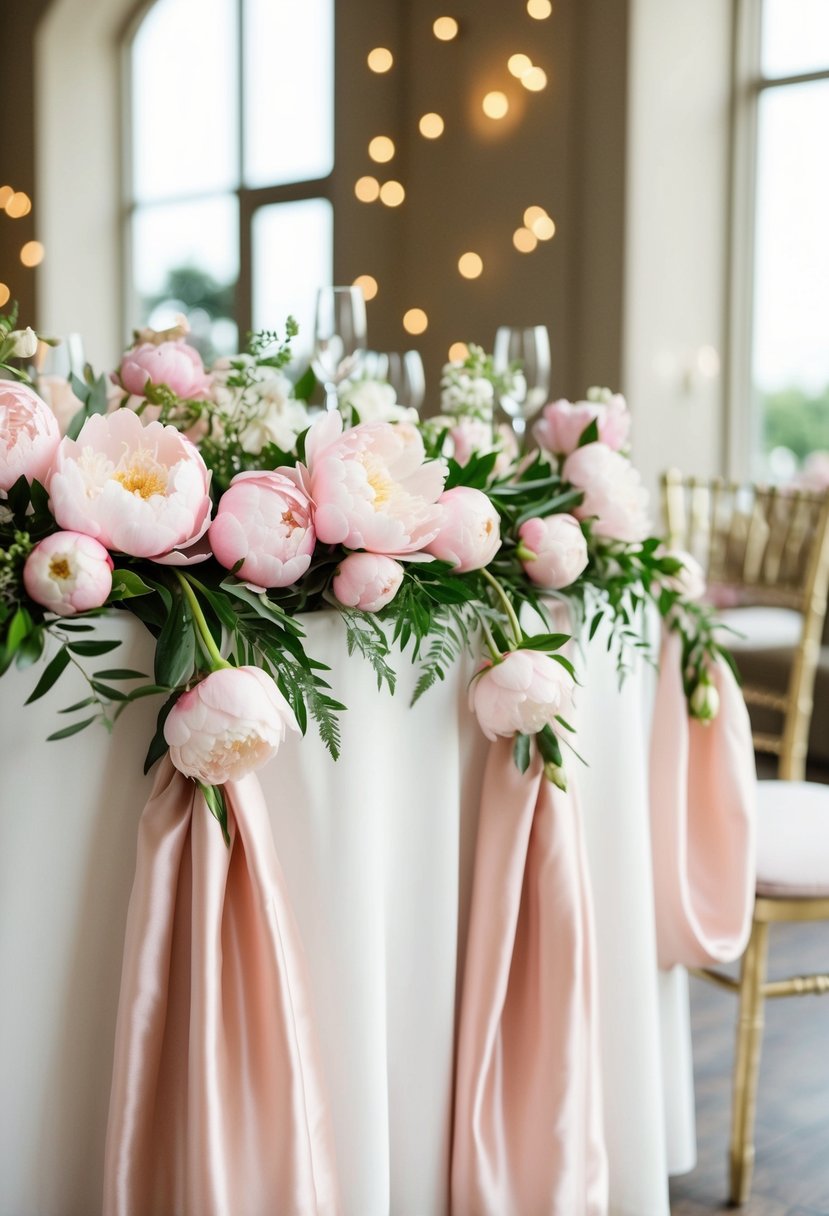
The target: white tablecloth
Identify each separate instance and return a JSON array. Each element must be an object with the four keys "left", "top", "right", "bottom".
[{"left": 0, "top": 611, "right": 694, "bottom": 1216}]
